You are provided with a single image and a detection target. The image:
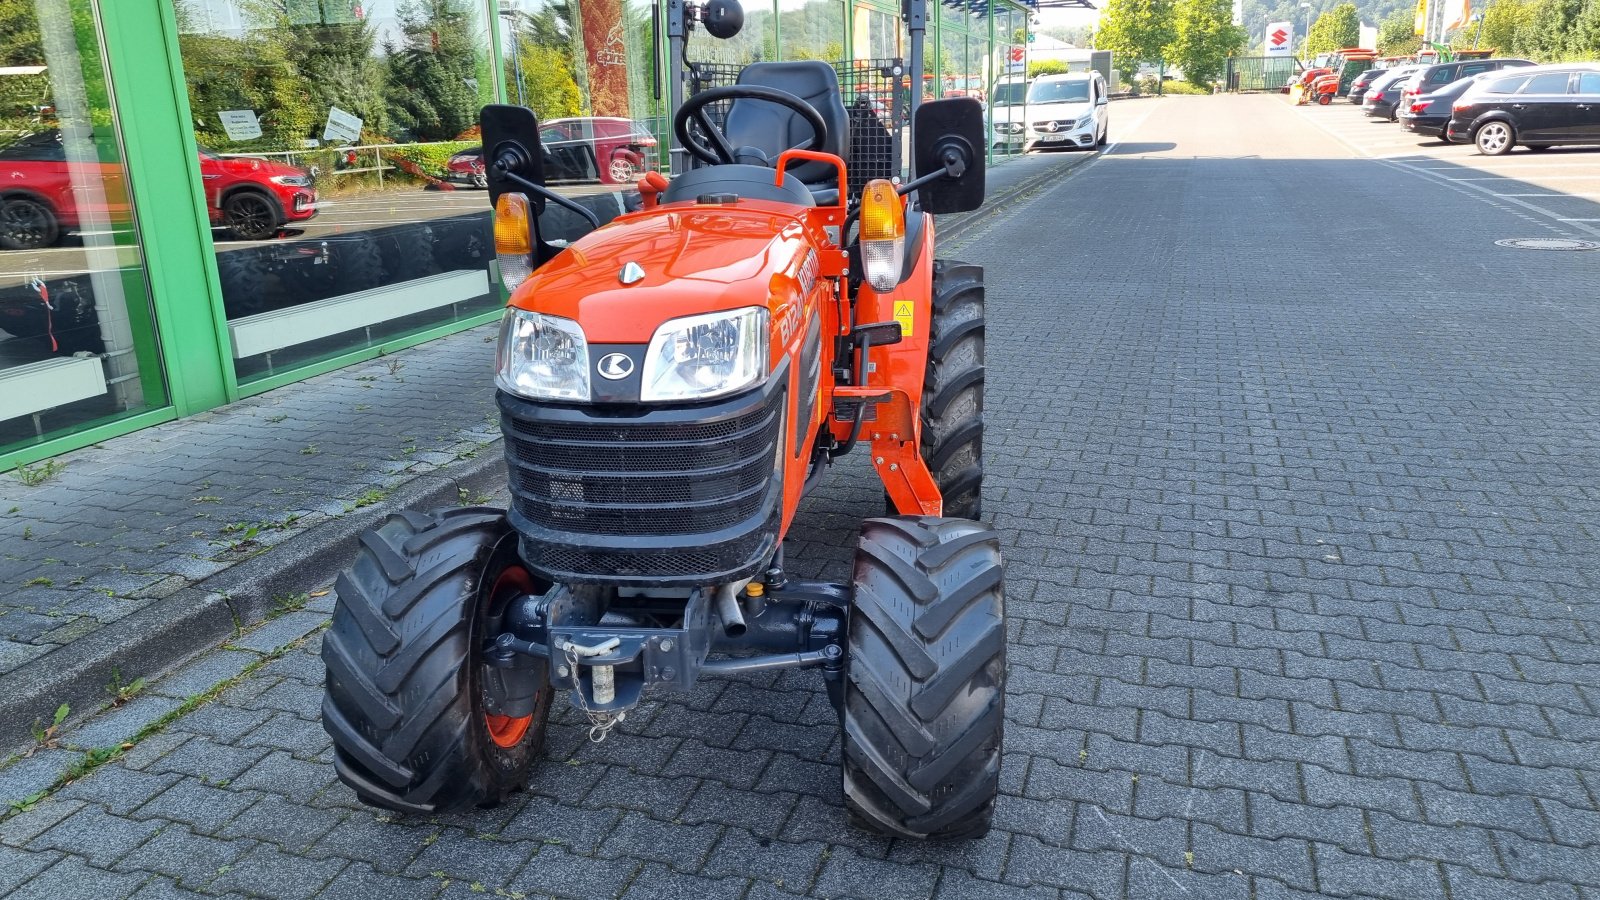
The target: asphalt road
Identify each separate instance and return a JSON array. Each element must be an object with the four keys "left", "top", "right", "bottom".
[{"left": 5, "top": 93, "right": 1600, "bottom": 899}]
